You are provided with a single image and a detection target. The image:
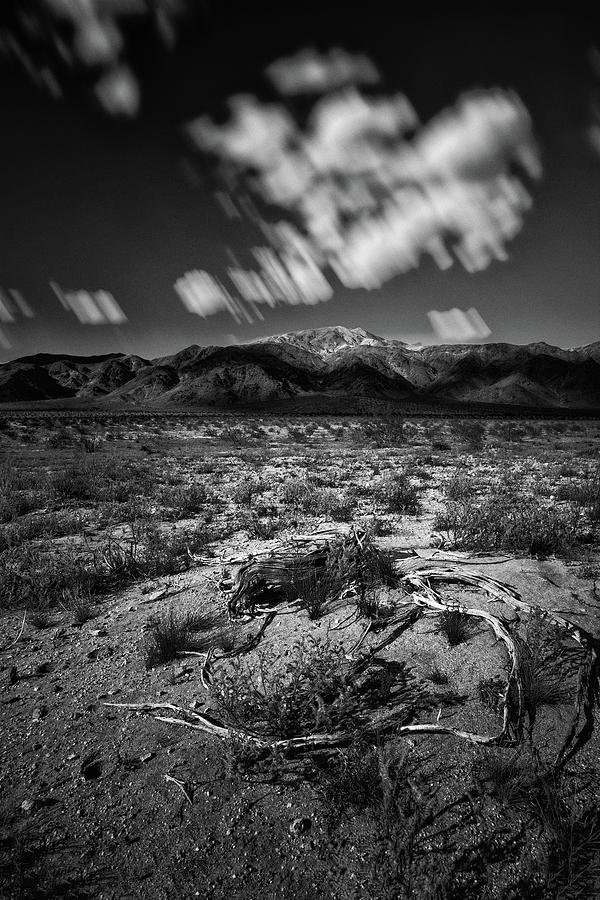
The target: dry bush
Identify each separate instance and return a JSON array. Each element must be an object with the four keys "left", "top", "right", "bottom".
[
  {"left": 0, "top": 545, "right": 104, "bottom": 610},
  {"left": 435, "top": 478, "right": 580, "bottom": 556},
  {"left": 378, "top": 473, "right": 421, "bottom": 515}
]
